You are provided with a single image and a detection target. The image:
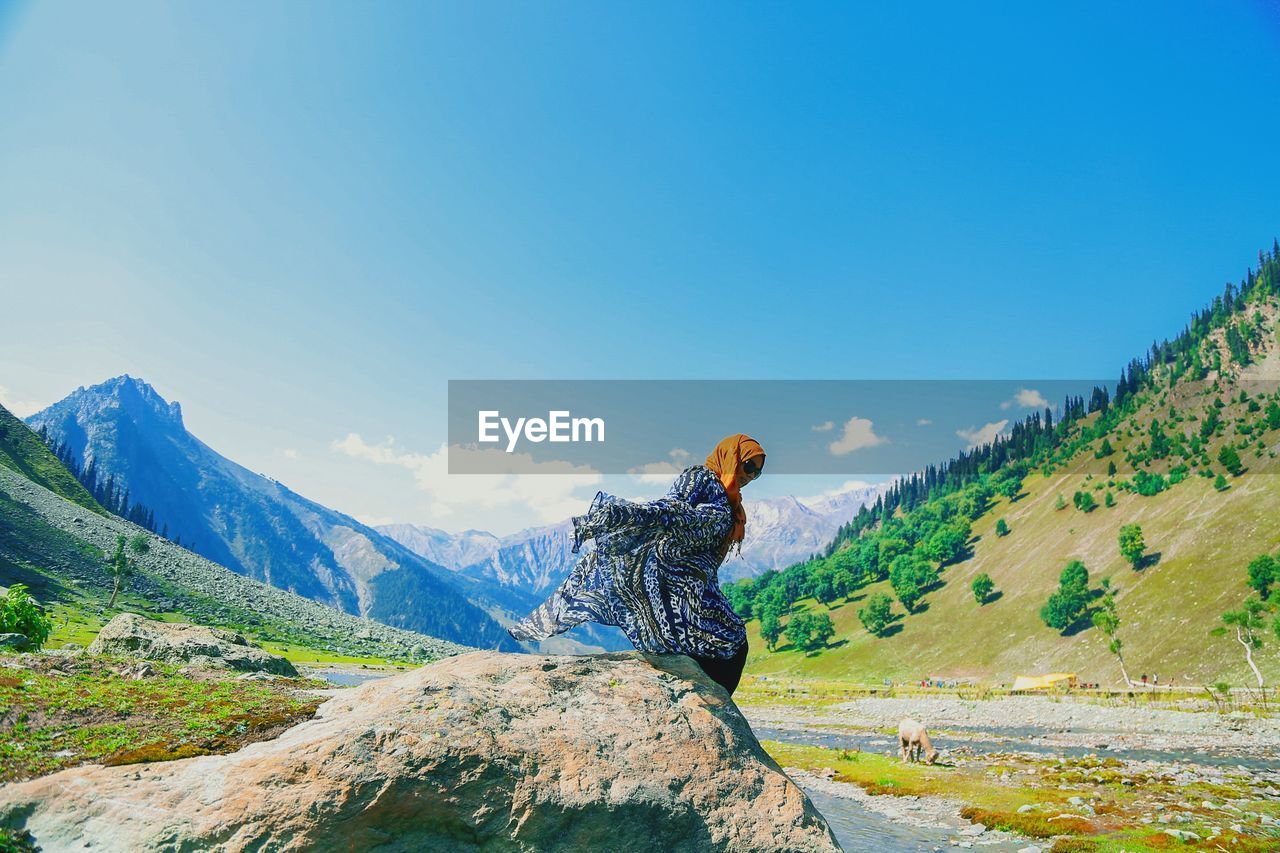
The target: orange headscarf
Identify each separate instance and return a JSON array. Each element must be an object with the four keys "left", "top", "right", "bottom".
[{"left": 704, "top": 433, "right": 766, "bottom": 558}]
